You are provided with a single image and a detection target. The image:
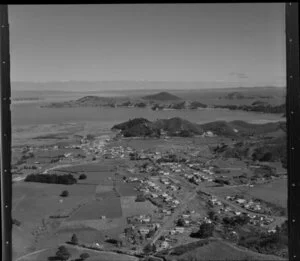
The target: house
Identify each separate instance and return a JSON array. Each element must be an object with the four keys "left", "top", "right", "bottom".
[
  {"left": 141, "top": 217, "right": 151, "bottom": 223},
  {"left": 169, "top": 229, "right": 176, "bottom": 235},
  {"left": 182, "top": 214, "right": 190, "bottom": 219},
  {"left": 139, "top": 227, "right": 150, "bottom": 235},
  {"left": 164, "top": 196, "right": 173, "bottom": 202},
  {"left": 165, "top": 210, "right": 172, "bottom": 215},
  {"left": 162, "top": 193, "right": 169, "bottom": 198},
  {"left": 169, "top": 185, "right": 177, "bottom": 191},
  {"left": 236, "top": 199, "right": 246, "bottom": 204},
  {"left": 268, "top": 229, "right": 277, "bottom": 233},
  {"left": 175, "top": 227, "right": 185, "bottom": 233},
  {"left": 152, "top": 223, "right": 160, "bottom": 230},
  {"left": 184, "top": 220, "right": 190, "bottom": 225},
  {"left": 160, "top": 241, "right": 170, "bottom": 249}
]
